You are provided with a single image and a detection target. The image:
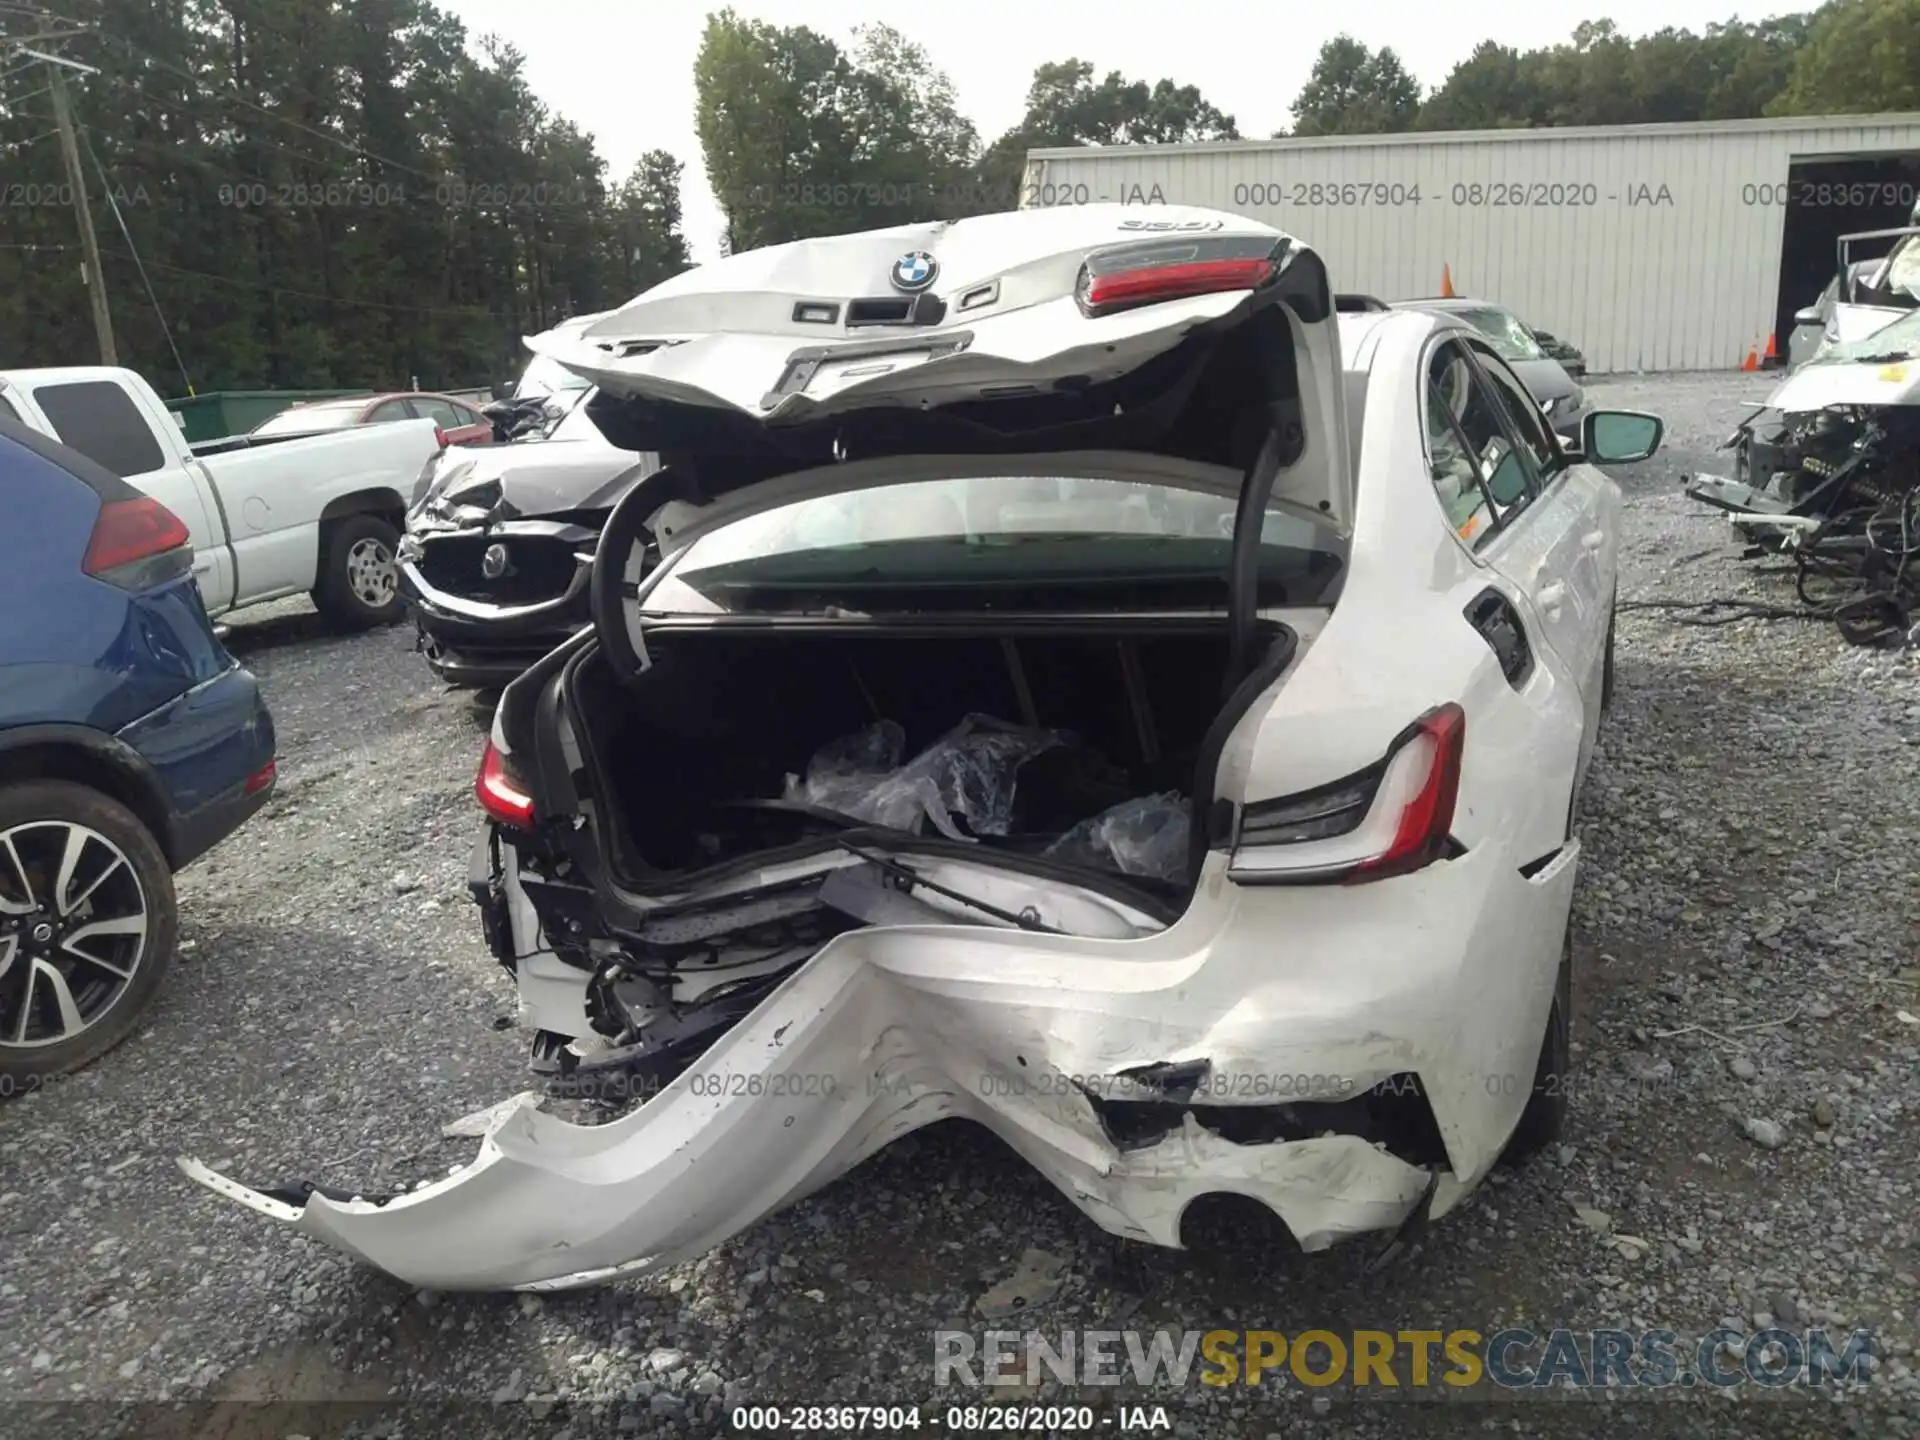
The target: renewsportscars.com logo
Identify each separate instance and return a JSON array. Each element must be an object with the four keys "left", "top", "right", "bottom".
[{"left": 933, "top": 1327, "right": 1877, "bottom": 1392}]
